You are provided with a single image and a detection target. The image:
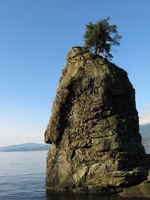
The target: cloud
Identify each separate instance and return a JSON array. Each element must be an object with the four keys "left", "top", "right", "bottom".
[{"left": 139, "top": 104, "right": 150, "bottom": 125}]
